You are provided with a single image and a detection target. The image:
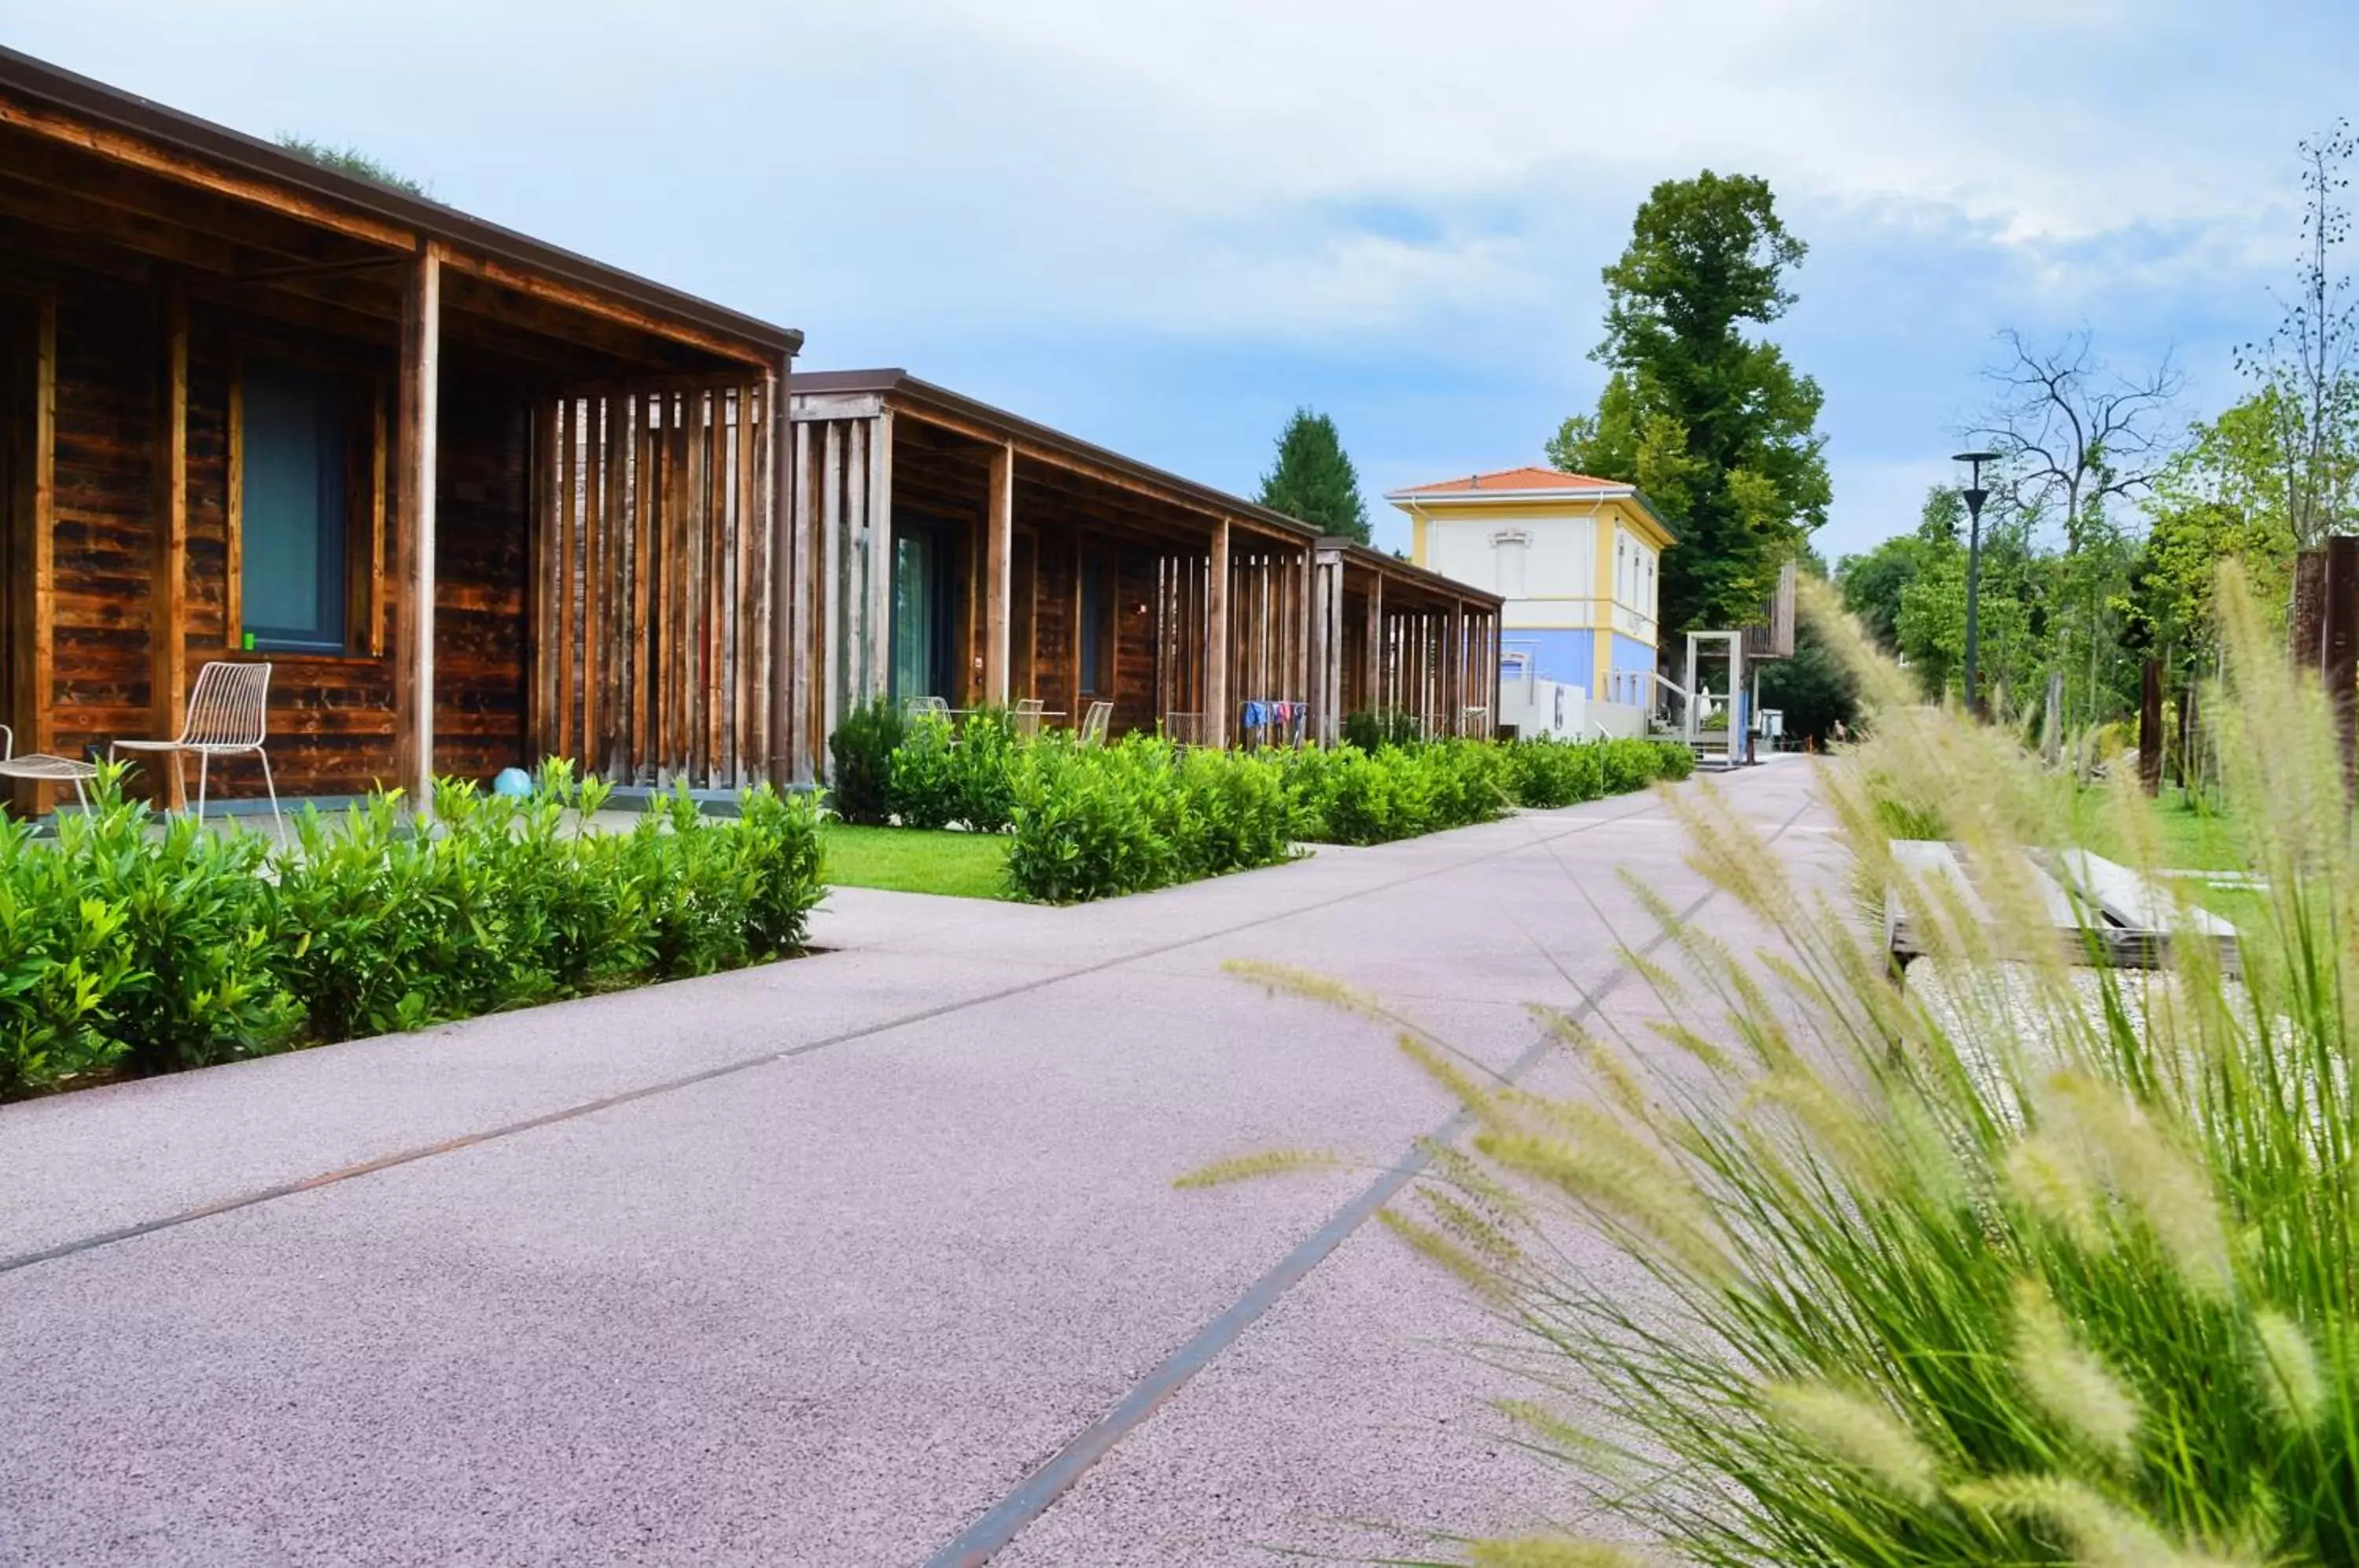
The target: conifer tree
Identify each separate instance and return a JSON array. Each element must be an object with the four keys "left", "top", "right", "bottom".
[{"left": 1258, "top": 408, "right": 1371, "bottom": 542}]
